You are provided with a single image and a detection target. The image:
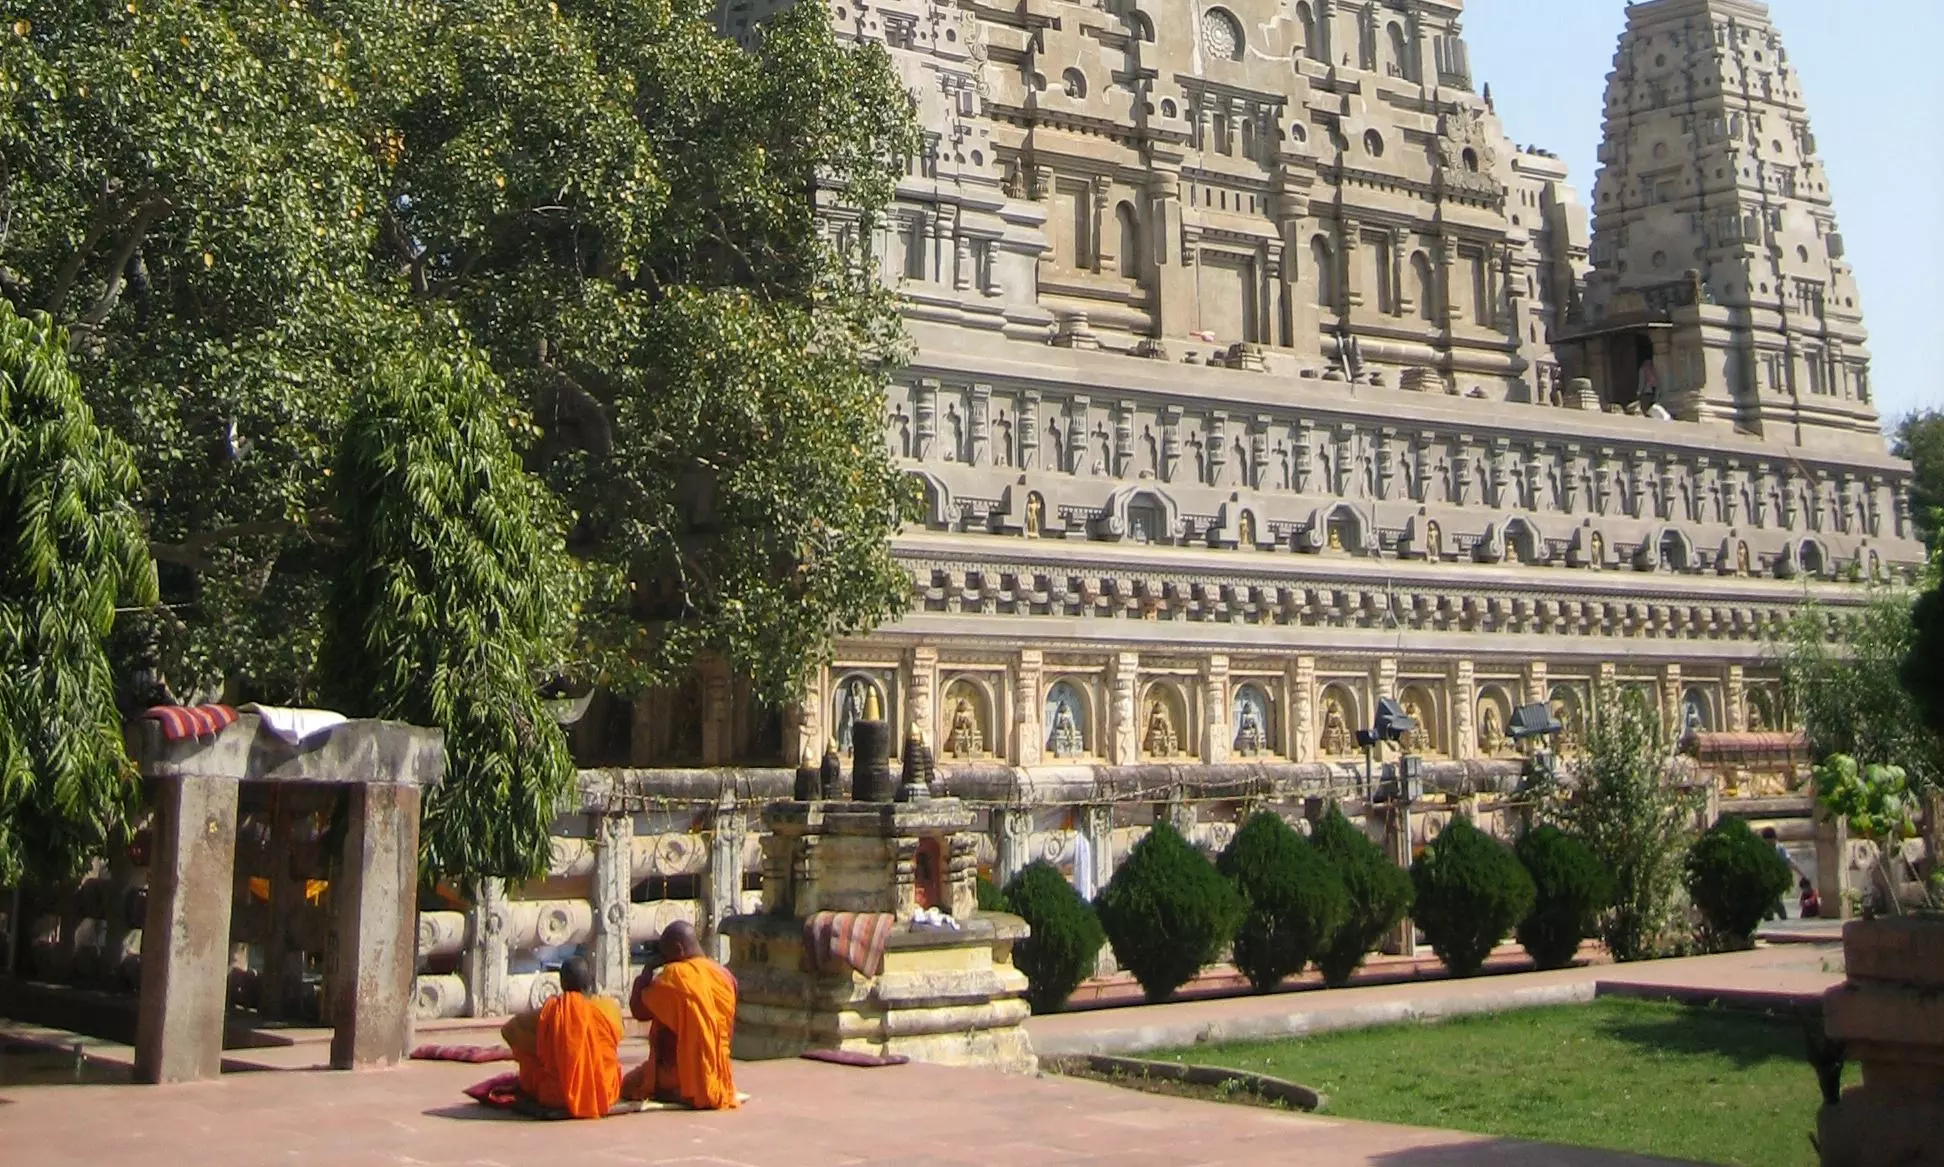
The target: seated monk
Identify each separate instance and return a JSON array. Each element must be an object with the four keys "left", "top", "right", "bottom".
[
  {"left": 620, "top": 921, "right": 739, "bottom": 1109},
  {"left": 501, "top": 955, "right": 623, "bottom": 1119}
]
